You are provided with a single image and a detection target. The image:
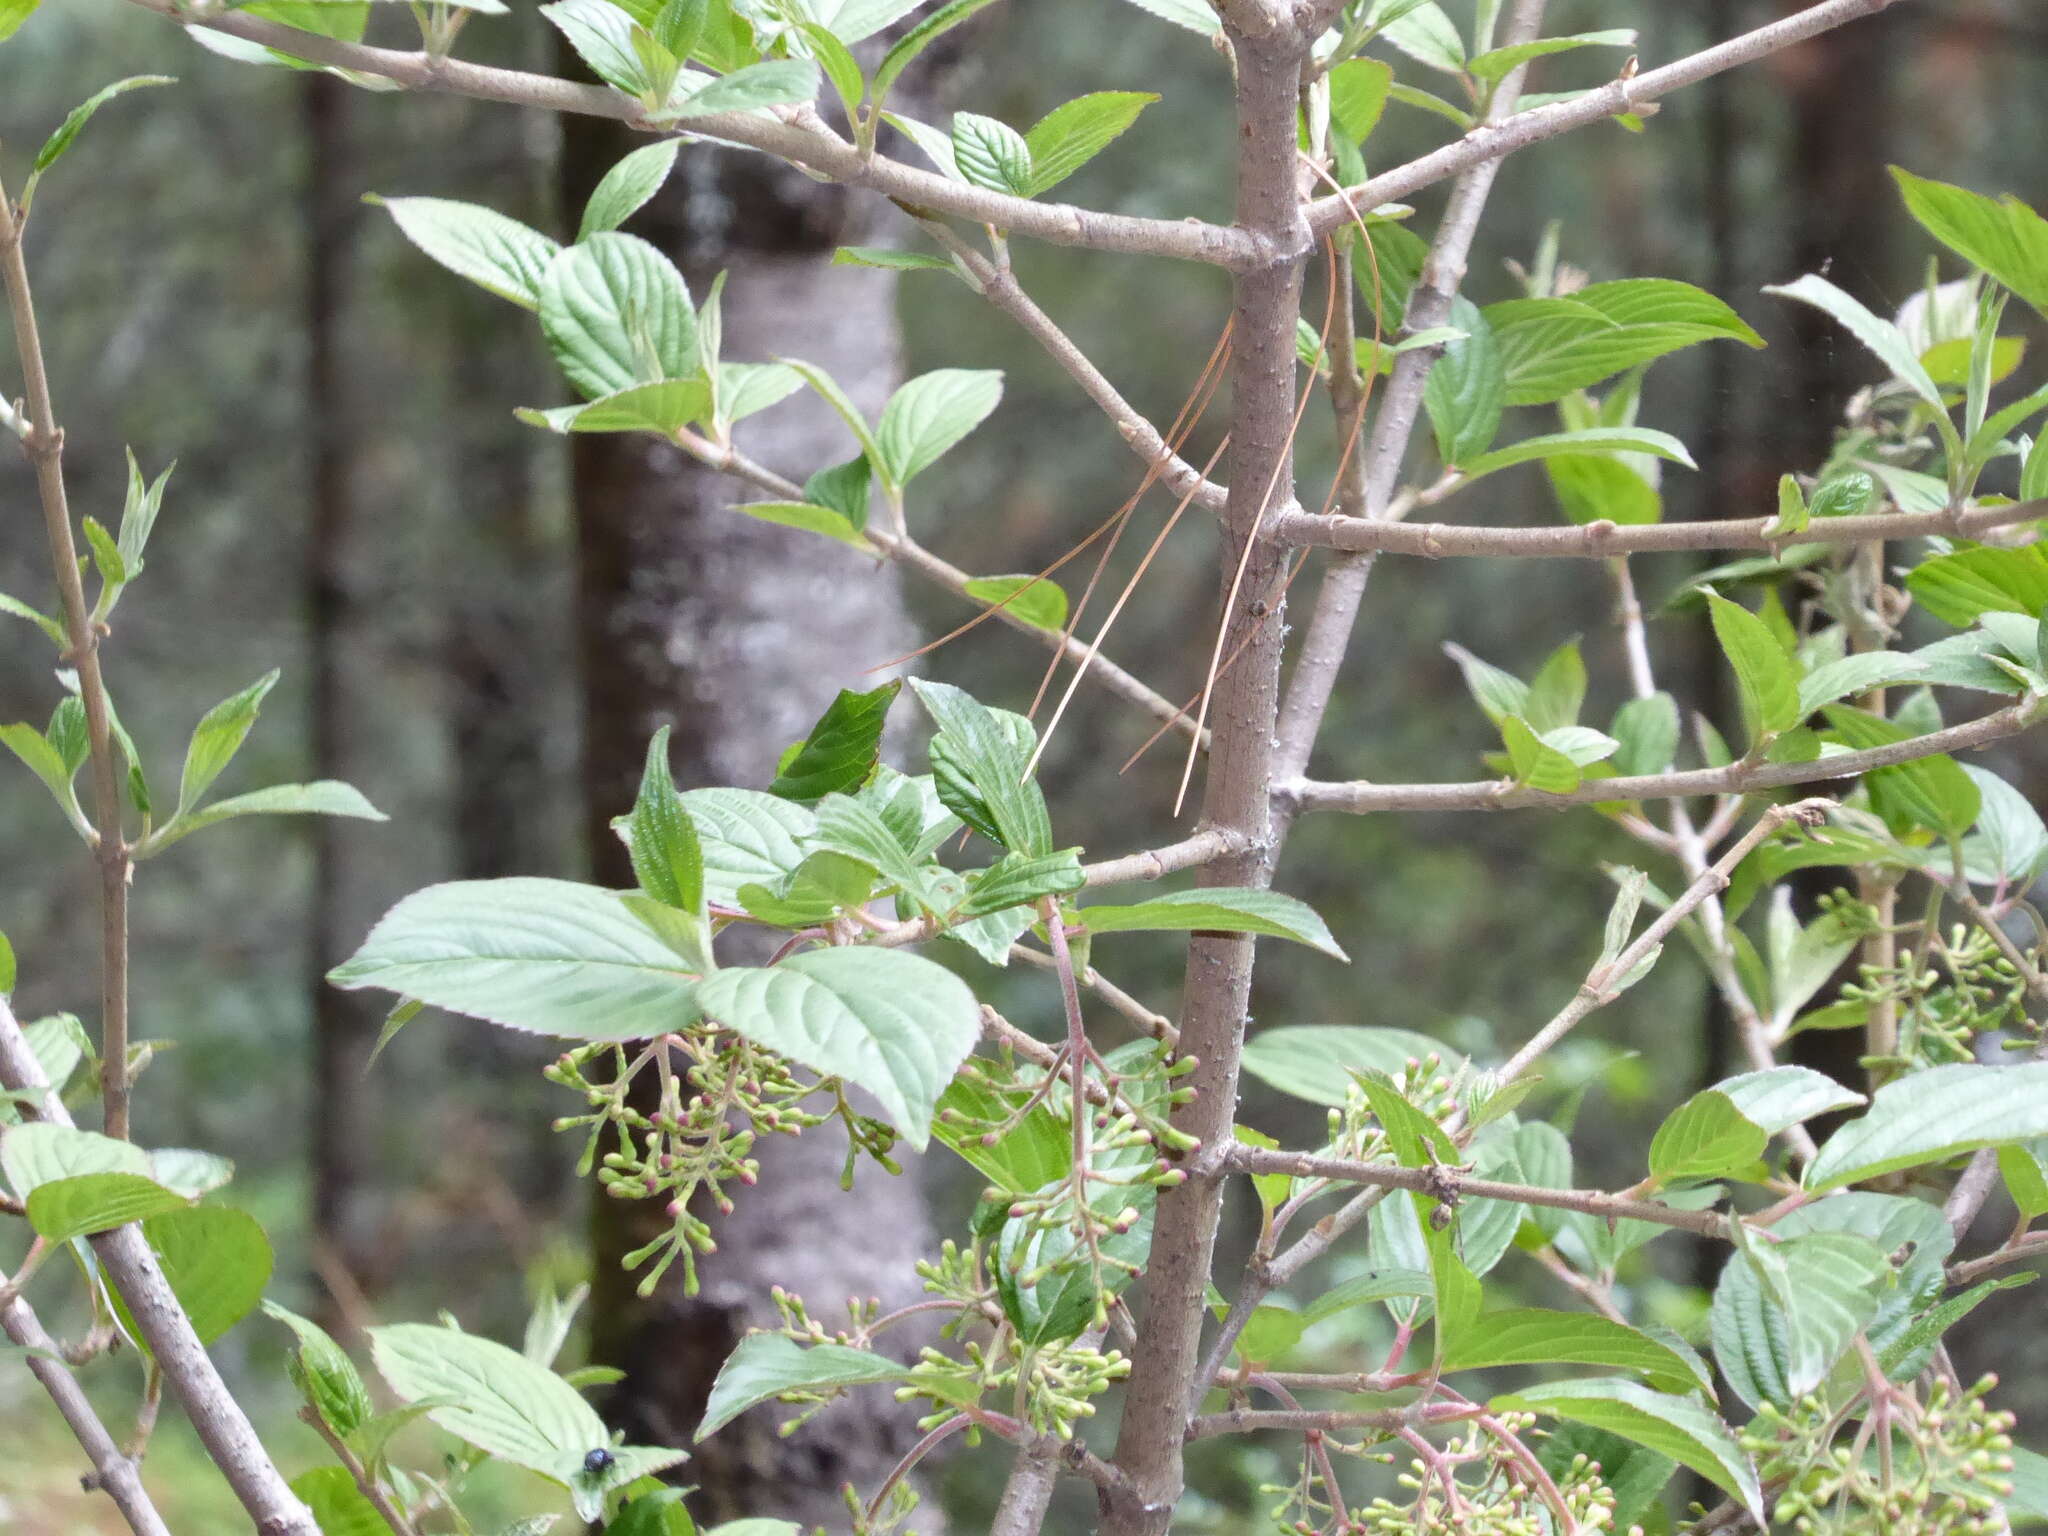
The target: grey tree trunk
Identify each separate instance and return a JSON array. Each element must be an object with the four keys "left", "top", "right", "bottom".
[{"left": 561, "top": 113, "right": 944, "bottom": 1531}]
